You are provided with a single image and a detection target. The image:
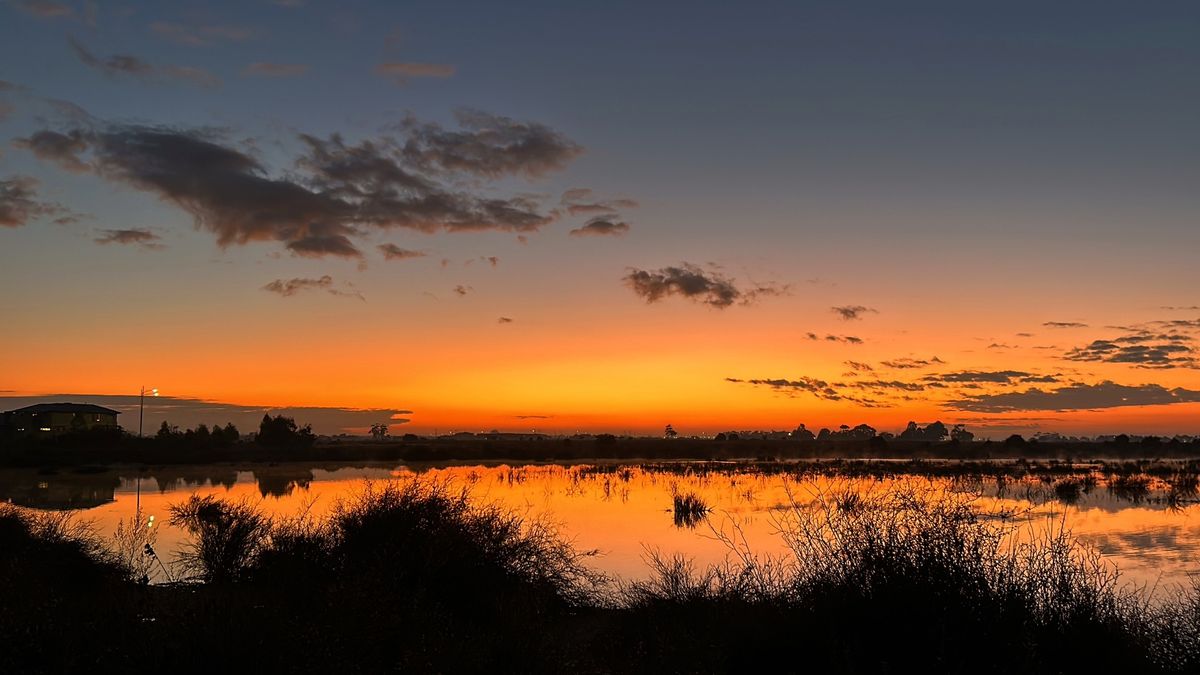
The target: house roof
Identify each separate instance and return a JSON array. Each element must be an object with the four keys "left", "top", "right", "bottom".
[{"left": 4, "top": 403, "right": 122, "bottom": 416}]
